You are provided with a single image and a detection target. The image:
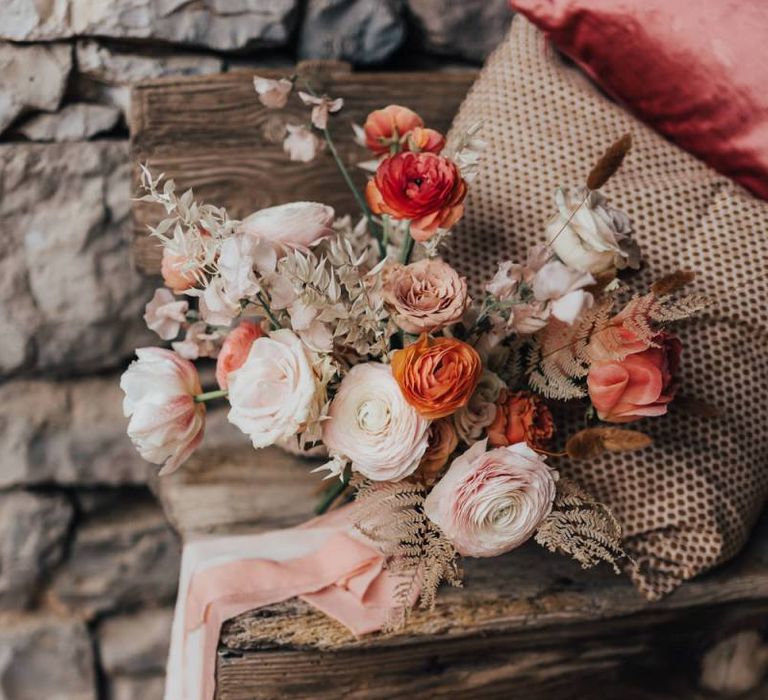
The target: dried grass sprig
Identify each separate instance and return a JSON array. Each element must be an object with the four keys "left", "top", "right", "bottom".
[
  {"left": 587, "top": 133, "right": 632, "bottom": 190},
  {"left": 566, "top": 427, "right": 652, "bottom": 461}
]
